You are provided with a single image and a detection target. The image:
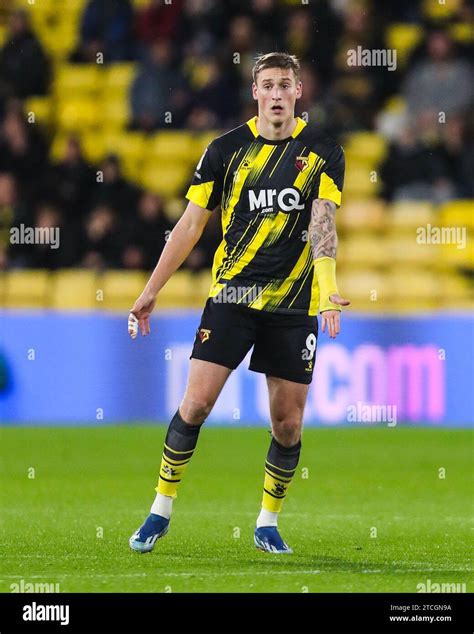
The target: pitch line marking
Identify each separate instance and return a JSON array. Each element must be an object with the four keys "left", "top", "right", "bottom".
[{"left": 1, "top": 566, "right": 471, "bottom": 581}]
